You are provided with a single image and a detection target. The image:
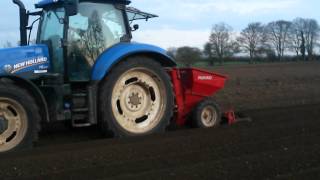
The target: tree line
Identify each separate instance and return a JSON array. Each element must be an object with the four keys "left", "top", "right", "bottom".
[{"left": 169, "top": 17, "right": 320, "bottom": 66}]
